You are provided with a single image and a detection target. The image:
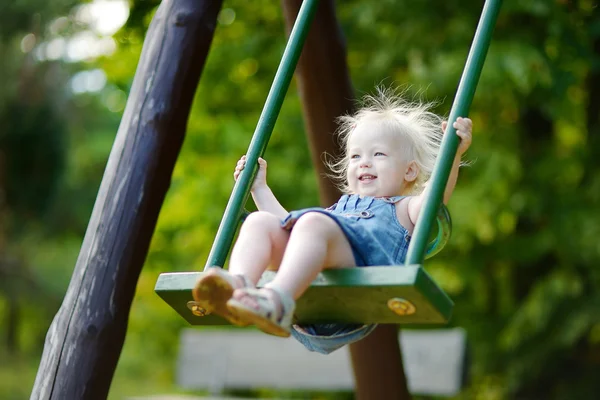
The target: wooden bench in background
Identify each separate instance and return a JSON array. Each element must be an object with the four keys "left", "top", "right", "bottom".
[{"left": 176, "top": 327, "right": 468, "bottom": 397}]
